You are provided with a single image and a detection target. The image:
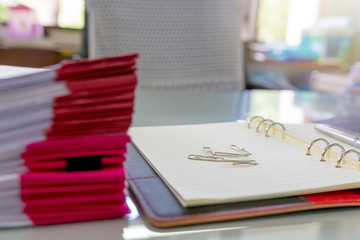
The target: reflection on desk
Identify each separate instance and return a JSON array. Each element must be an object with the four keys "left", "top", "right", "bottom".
[{"left": 4, "top": 195, "right": 360, "bottom": 240}]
